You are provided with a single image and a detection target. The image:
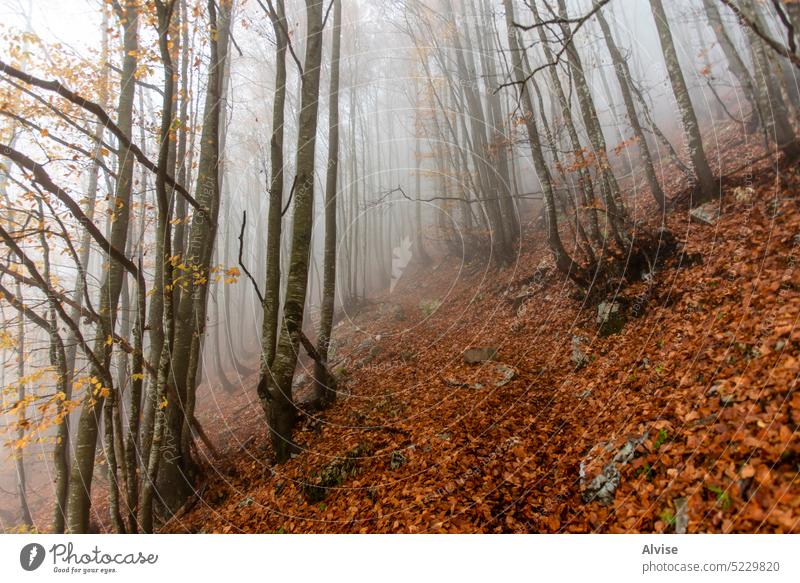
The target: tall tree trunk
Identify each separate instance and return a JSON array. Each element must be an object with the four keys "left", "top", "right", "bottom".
[
  {"left": 701, "top": 0, "right": 762, "bottom": 130},
  {"left": 443, "top": 0, "right": 511, "bottom": 263},
  {"left": 257, "top": 0, "right": 288, "bottom": 412},
  {"left": 155, "top": 0, "right": 229, "bottom": 516},
  {"left": 555, "top": 0, "right": 627, "bottom": 244},
  {"left": 66, "top": 0, "right": 138, "bottom": 534},
  {"left": 13, "top": 282, "right": 33, "bottom": 528},
  {"left": 139, "top": 0, "right": 178, "bottom": 533},
  {"left": 739, "top": 0, "right": 800, "bottom": 159},
  {"left": 596, "top": 3, "right": 666, "bottom": 210},
  {"left": 473, "top": 0, "right": 519, "bottom": 243},
  {"left": 313, "top": 0, "right": 341, "bottom": 409},
  {"left": 264, "top": 0, "right": 325, "bottom": 463},
  {"left": 649, "top": 0, "right": 717, "bottom": 205},
  {"left": 529, "top": 1, "right": 602, "bottom": 246},
  {"left": 502, "top": 0, "right": 580, "bottom": 280}
]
